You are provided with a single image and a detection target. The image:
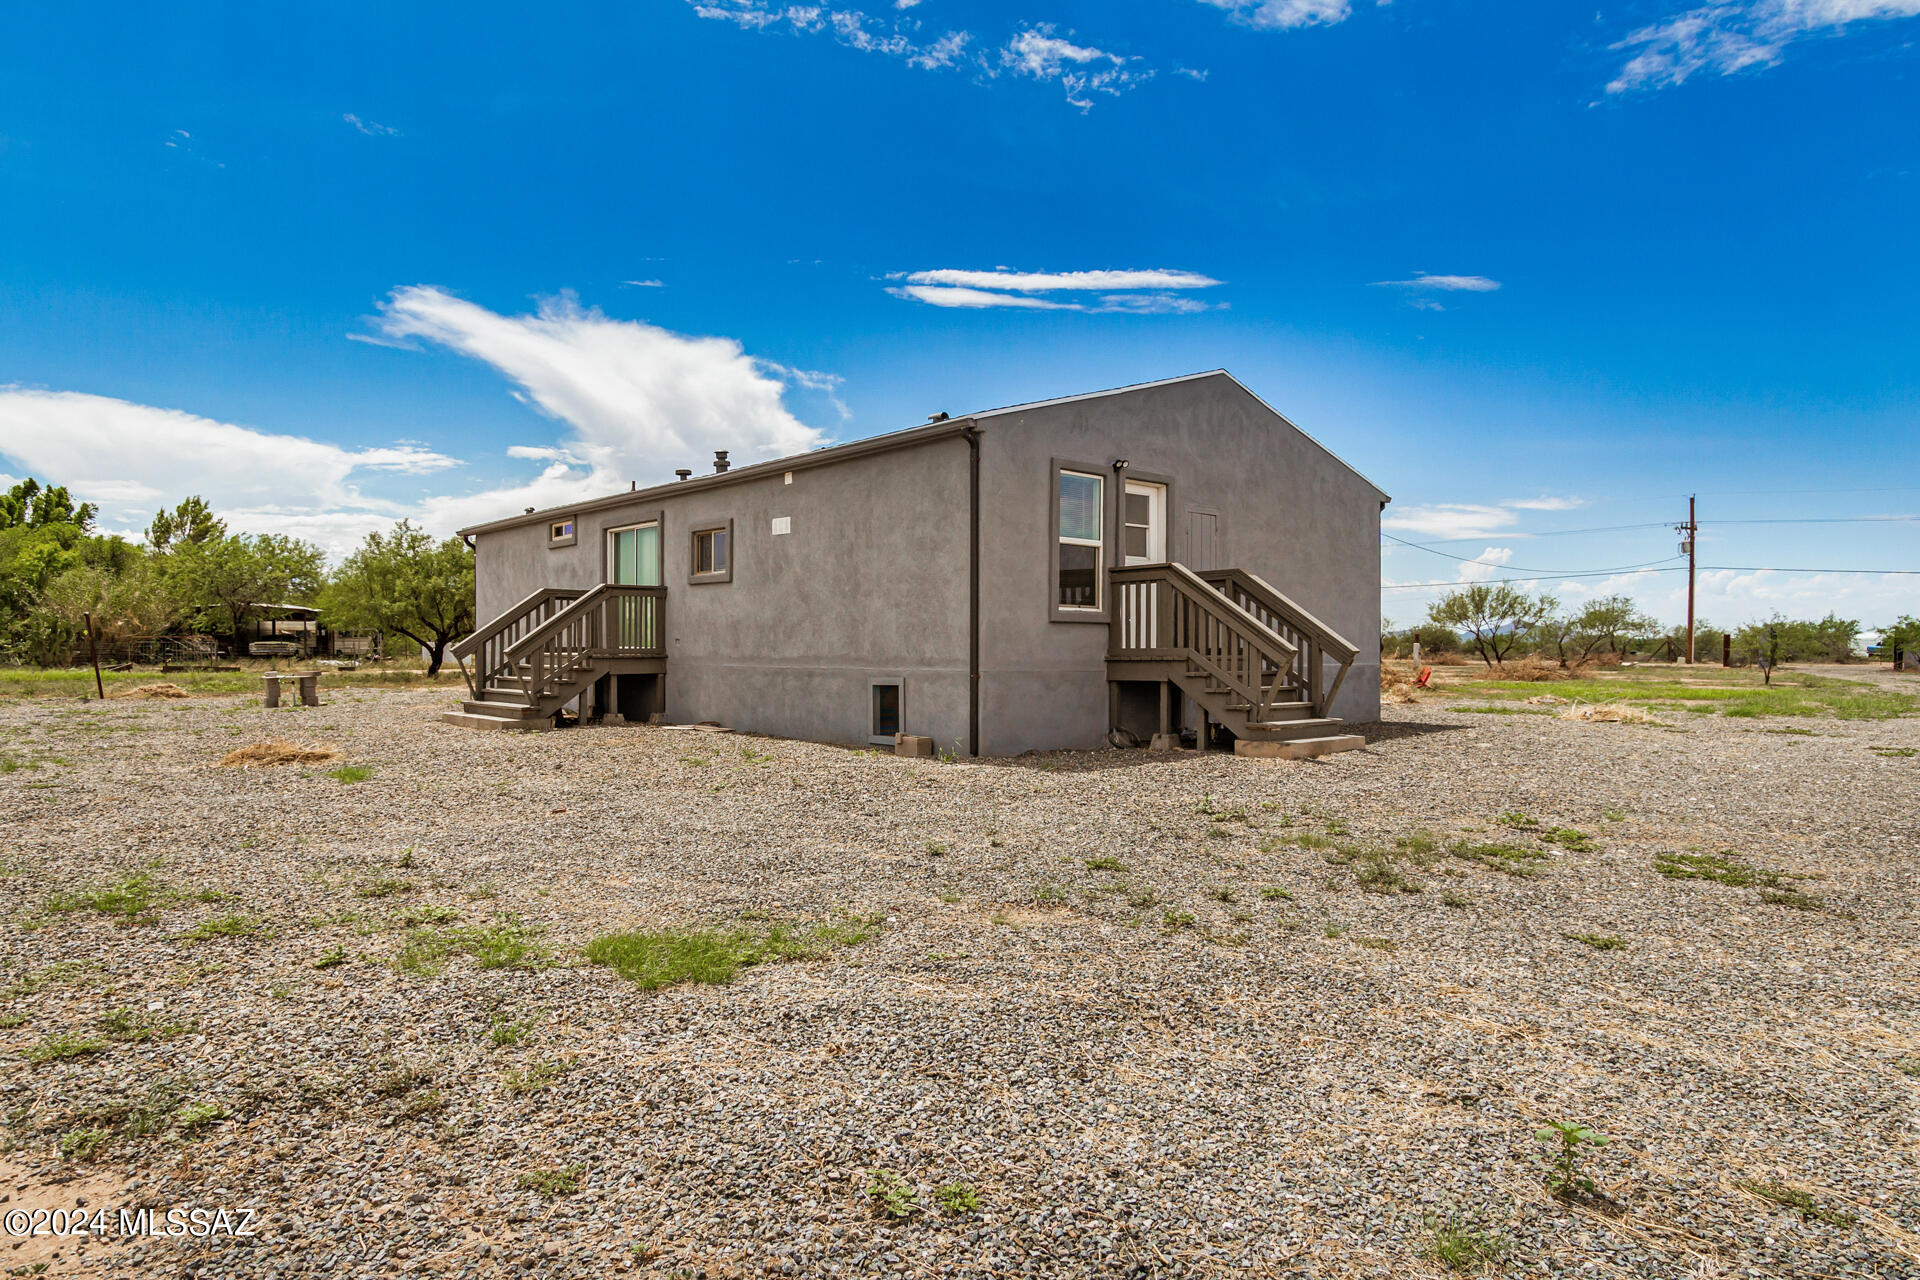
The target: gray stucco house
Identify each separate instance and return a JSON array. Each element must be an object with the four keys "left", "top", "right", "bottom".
[{"left": 449, "top": 371, "right": 1388, "bottom": 757}]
